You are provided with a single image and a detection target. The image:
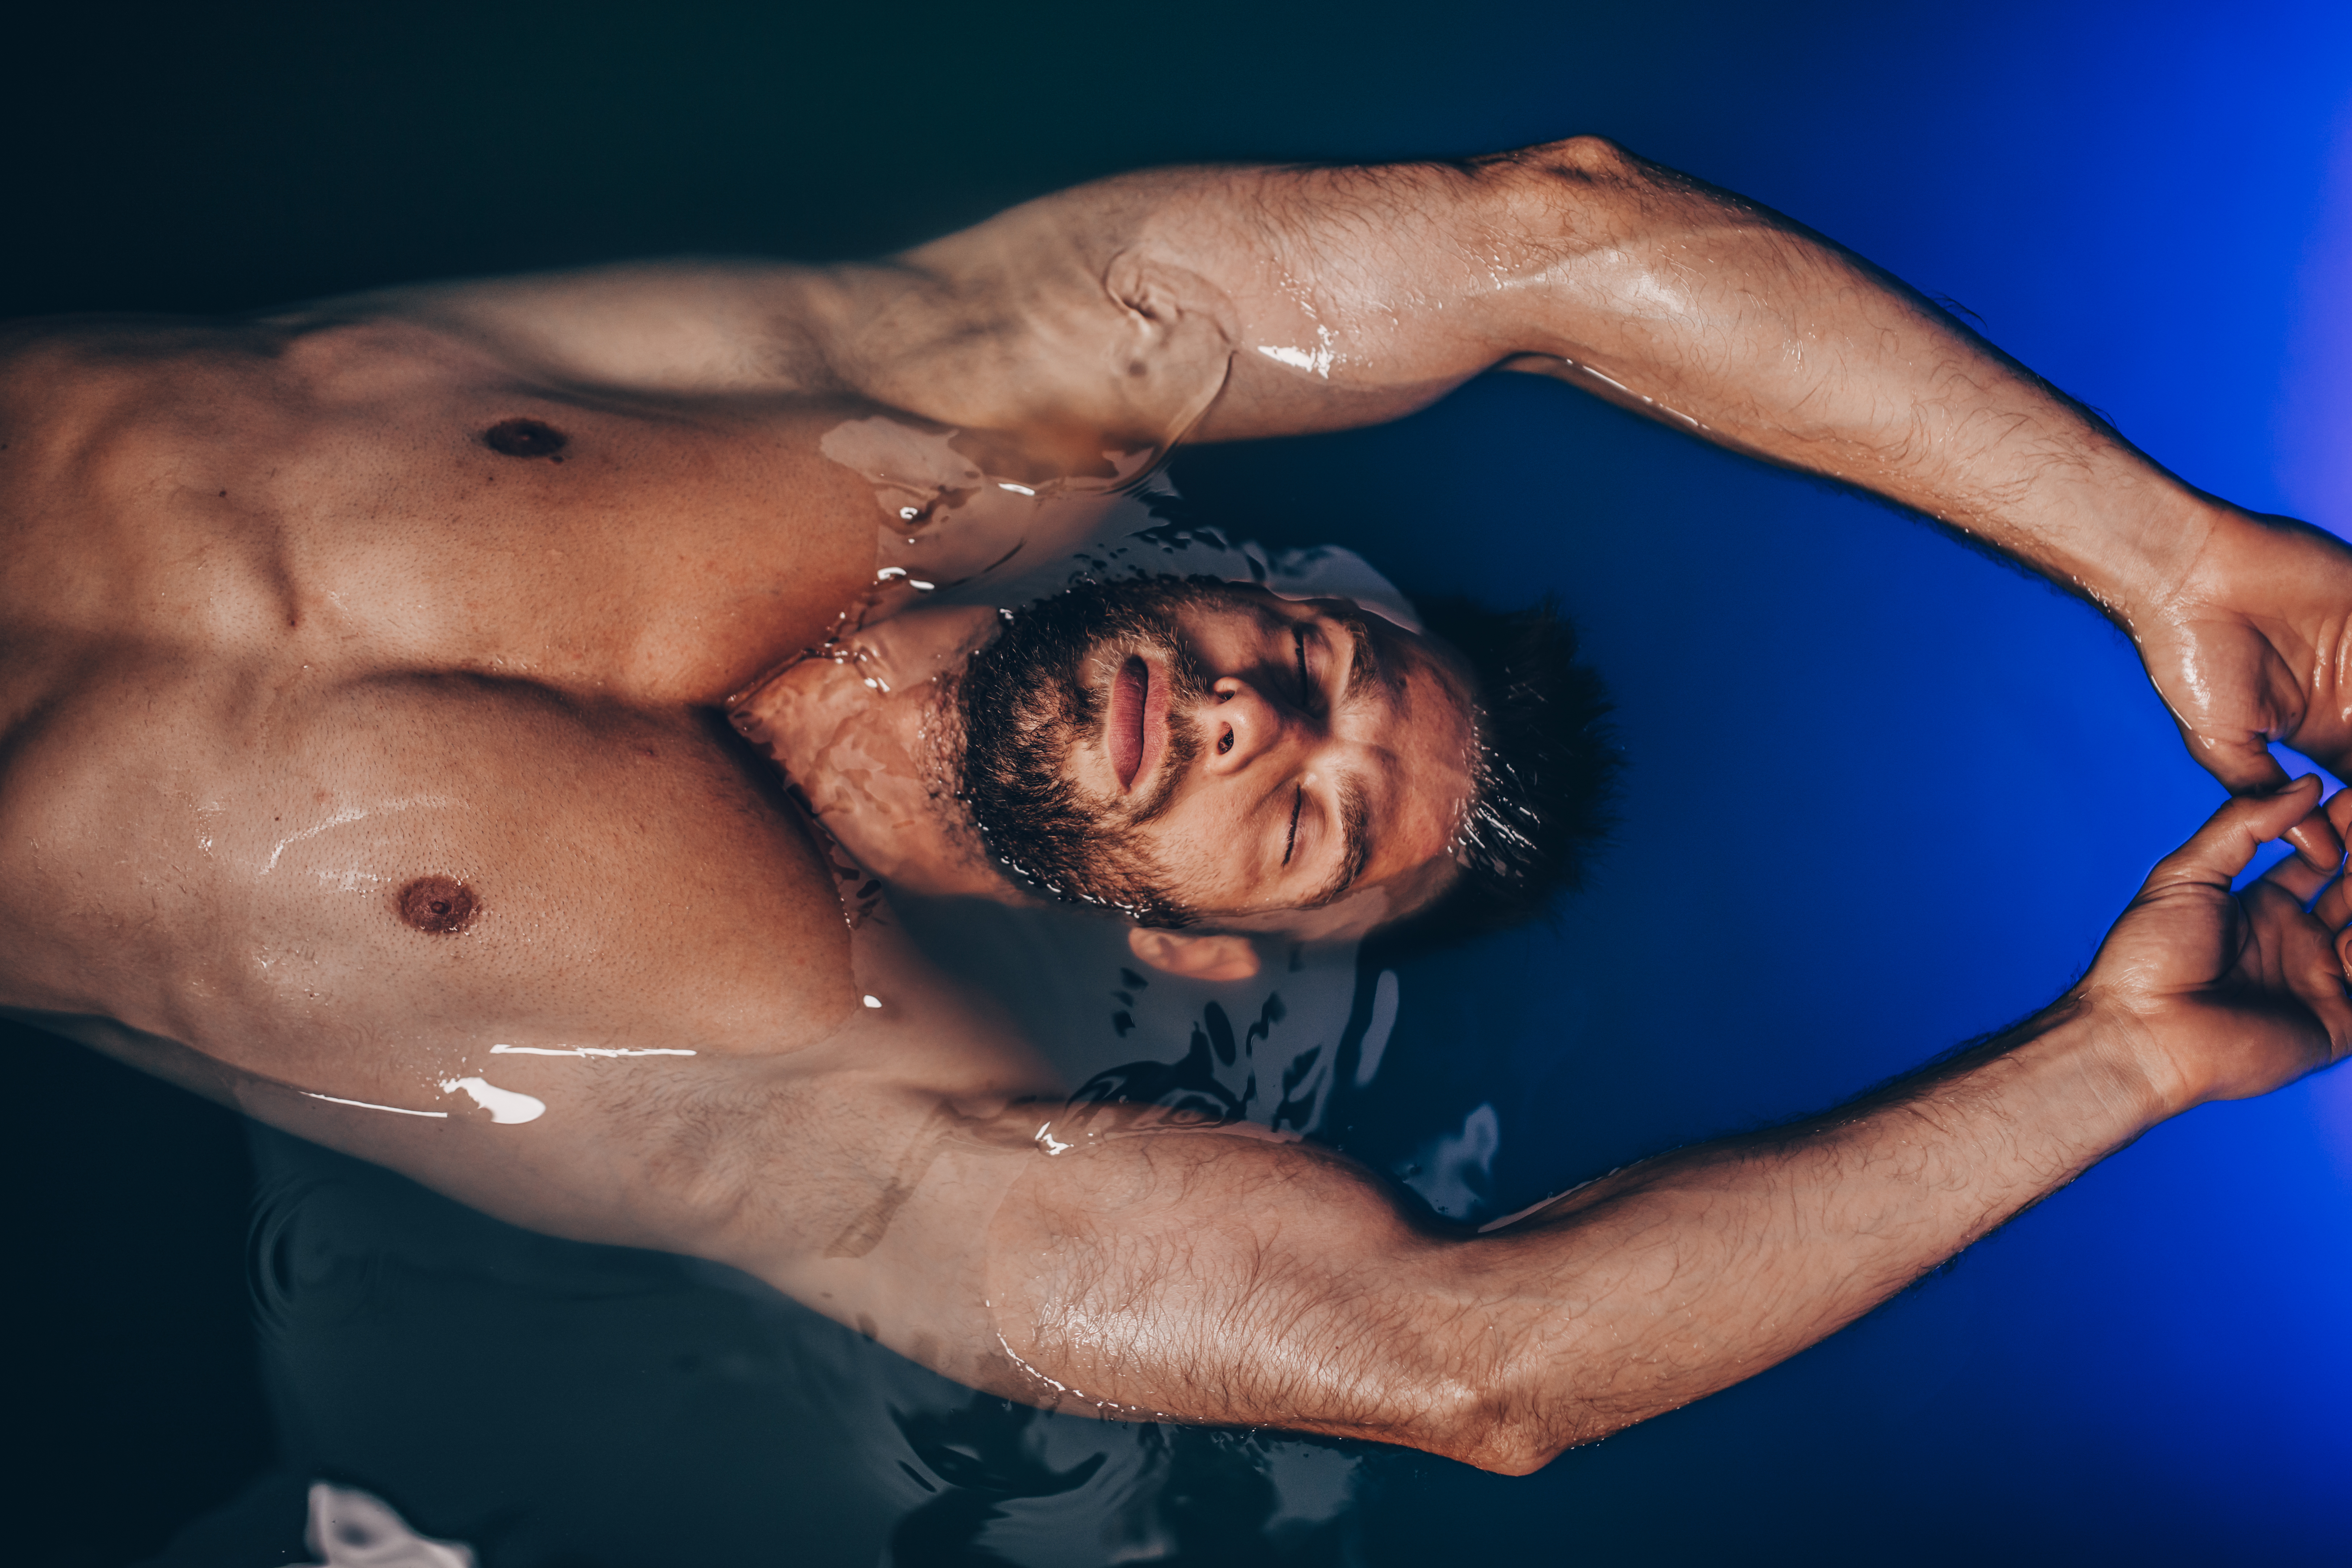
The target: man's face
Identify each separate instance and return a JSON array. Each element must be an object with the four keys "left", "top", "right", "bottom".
[{"left": 956, "top": 578, "right": 1480, "bottom": 934}]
